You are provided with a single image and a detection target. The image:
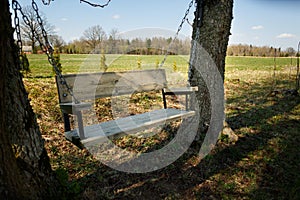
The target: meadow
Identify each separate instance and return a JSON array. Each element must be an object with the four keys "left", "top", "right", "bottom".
[
  {"left": 23, "top": 54, "right": 300, "bottom": 199},
  {"left": 26, "top": 54, "right": 298, "bottom": 76}
]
